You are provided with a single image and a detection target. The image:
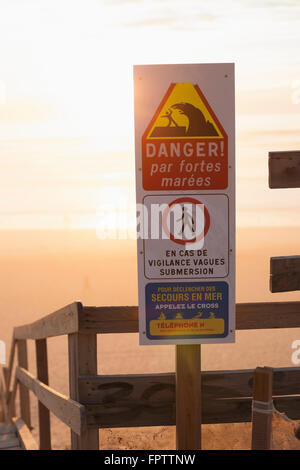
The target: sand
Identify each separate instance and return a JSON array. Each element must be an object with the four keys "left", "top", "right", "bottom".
[{"left": 1, "top": 226, "right": 300, "bottom": 449}]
